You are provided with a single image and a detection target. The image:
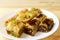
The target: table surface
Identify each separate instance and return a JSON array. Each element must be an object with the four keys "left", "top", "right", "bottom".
[{"left": 0, "top": 0, "right": 60, "bottom": 40}]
